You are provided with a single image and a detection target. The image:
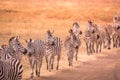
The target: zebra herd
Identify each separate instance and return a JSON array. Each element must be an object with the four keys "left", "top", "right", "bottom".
[{"left": 0, "top": 14, "right": 120, "bottom": 80}]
